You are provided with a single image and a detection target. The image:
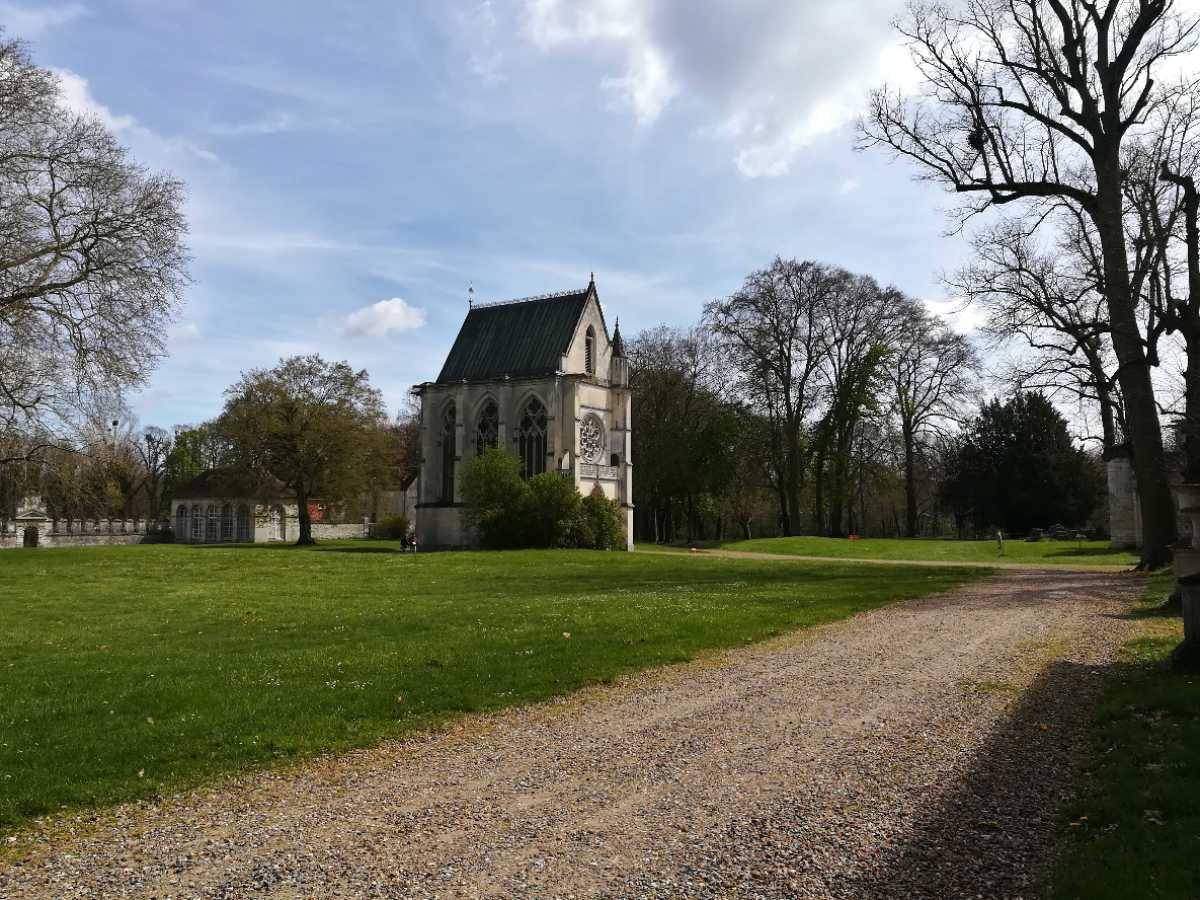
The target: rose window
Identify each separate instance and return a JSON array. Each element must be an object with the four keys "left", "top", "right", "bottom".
[{"left": 580, "top": 415, "right": 605, "bottom": 463}]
